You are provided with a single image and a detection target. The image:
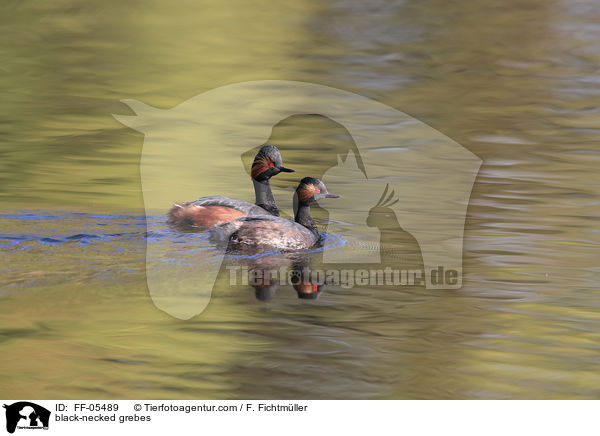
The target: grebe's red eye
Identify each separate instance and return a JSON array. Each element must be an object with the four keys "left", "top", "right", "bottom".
[
  {"left": 315, "top": 189, "right": 321, "bottom": 194},
  {"left": 269, "top": 162, "right": 274, "bottom": 167}
]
